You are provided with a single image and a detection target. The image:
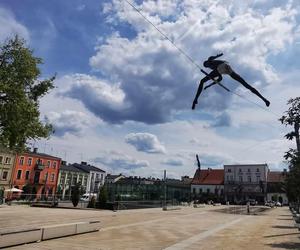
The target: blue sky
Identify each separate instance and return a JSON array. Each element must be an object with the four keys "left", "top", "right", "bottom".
[{"left": 1, "top": 0, "right": 300, "bottom": 178}]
